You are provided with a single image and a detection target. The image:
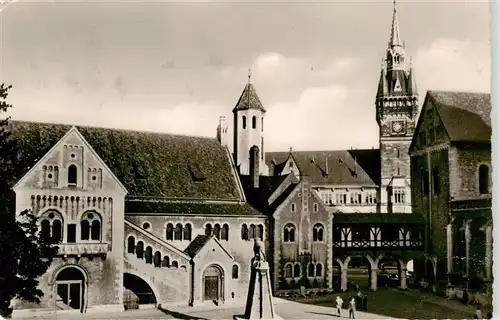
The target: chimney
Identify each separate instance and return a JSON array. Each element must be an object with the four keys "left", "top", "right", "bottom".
[
  {"left": 249, "top": 146, "right": 260, "bottom": 188},
  {"left": 216, "top": 116, "right": 228, "bottom": 146},
  {"left": 325, "top": 155, "right": 329, "bottom": 176}
]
